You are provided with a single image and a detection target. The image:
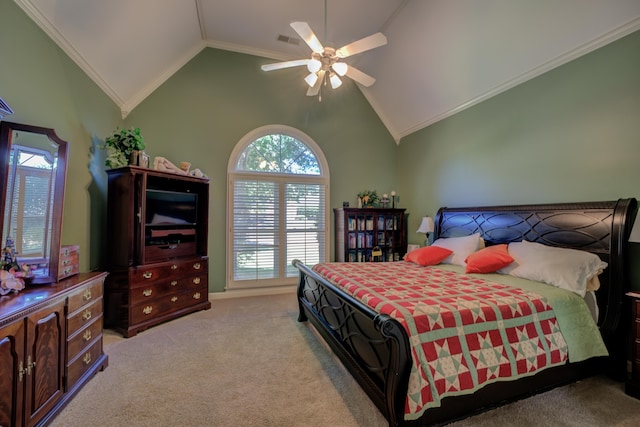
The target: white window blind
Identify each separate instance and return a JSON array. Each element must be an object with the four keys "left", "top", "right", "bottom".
[
  {"left": 285, "top": 183, "right": 325, "bottom": 277},
  {"left": 233, "top": 180, "right": 279, "bottom": 281}
]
